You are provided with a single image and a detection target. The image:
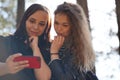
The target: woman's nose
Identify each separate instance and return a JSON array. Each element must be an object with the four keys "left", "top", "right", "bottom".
[
  {"left": 57, "top": 25, "right": 62, "bottom": 30},
  {"left": 57, "top": 28, "right": 63, "bottom": 35},
  {"left": 57, "top": 27, "right": 61, "bottom": 32},
  {"left": 34, "top": 24, "right": 39, "bottom": 29}
]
